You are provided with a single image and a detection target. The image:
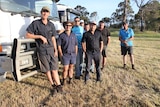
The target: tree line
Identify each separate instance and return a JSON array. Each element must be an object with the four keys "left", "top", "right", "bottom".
[{"left": 74, "top": 0, "right": 160, "bottom": 32}]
